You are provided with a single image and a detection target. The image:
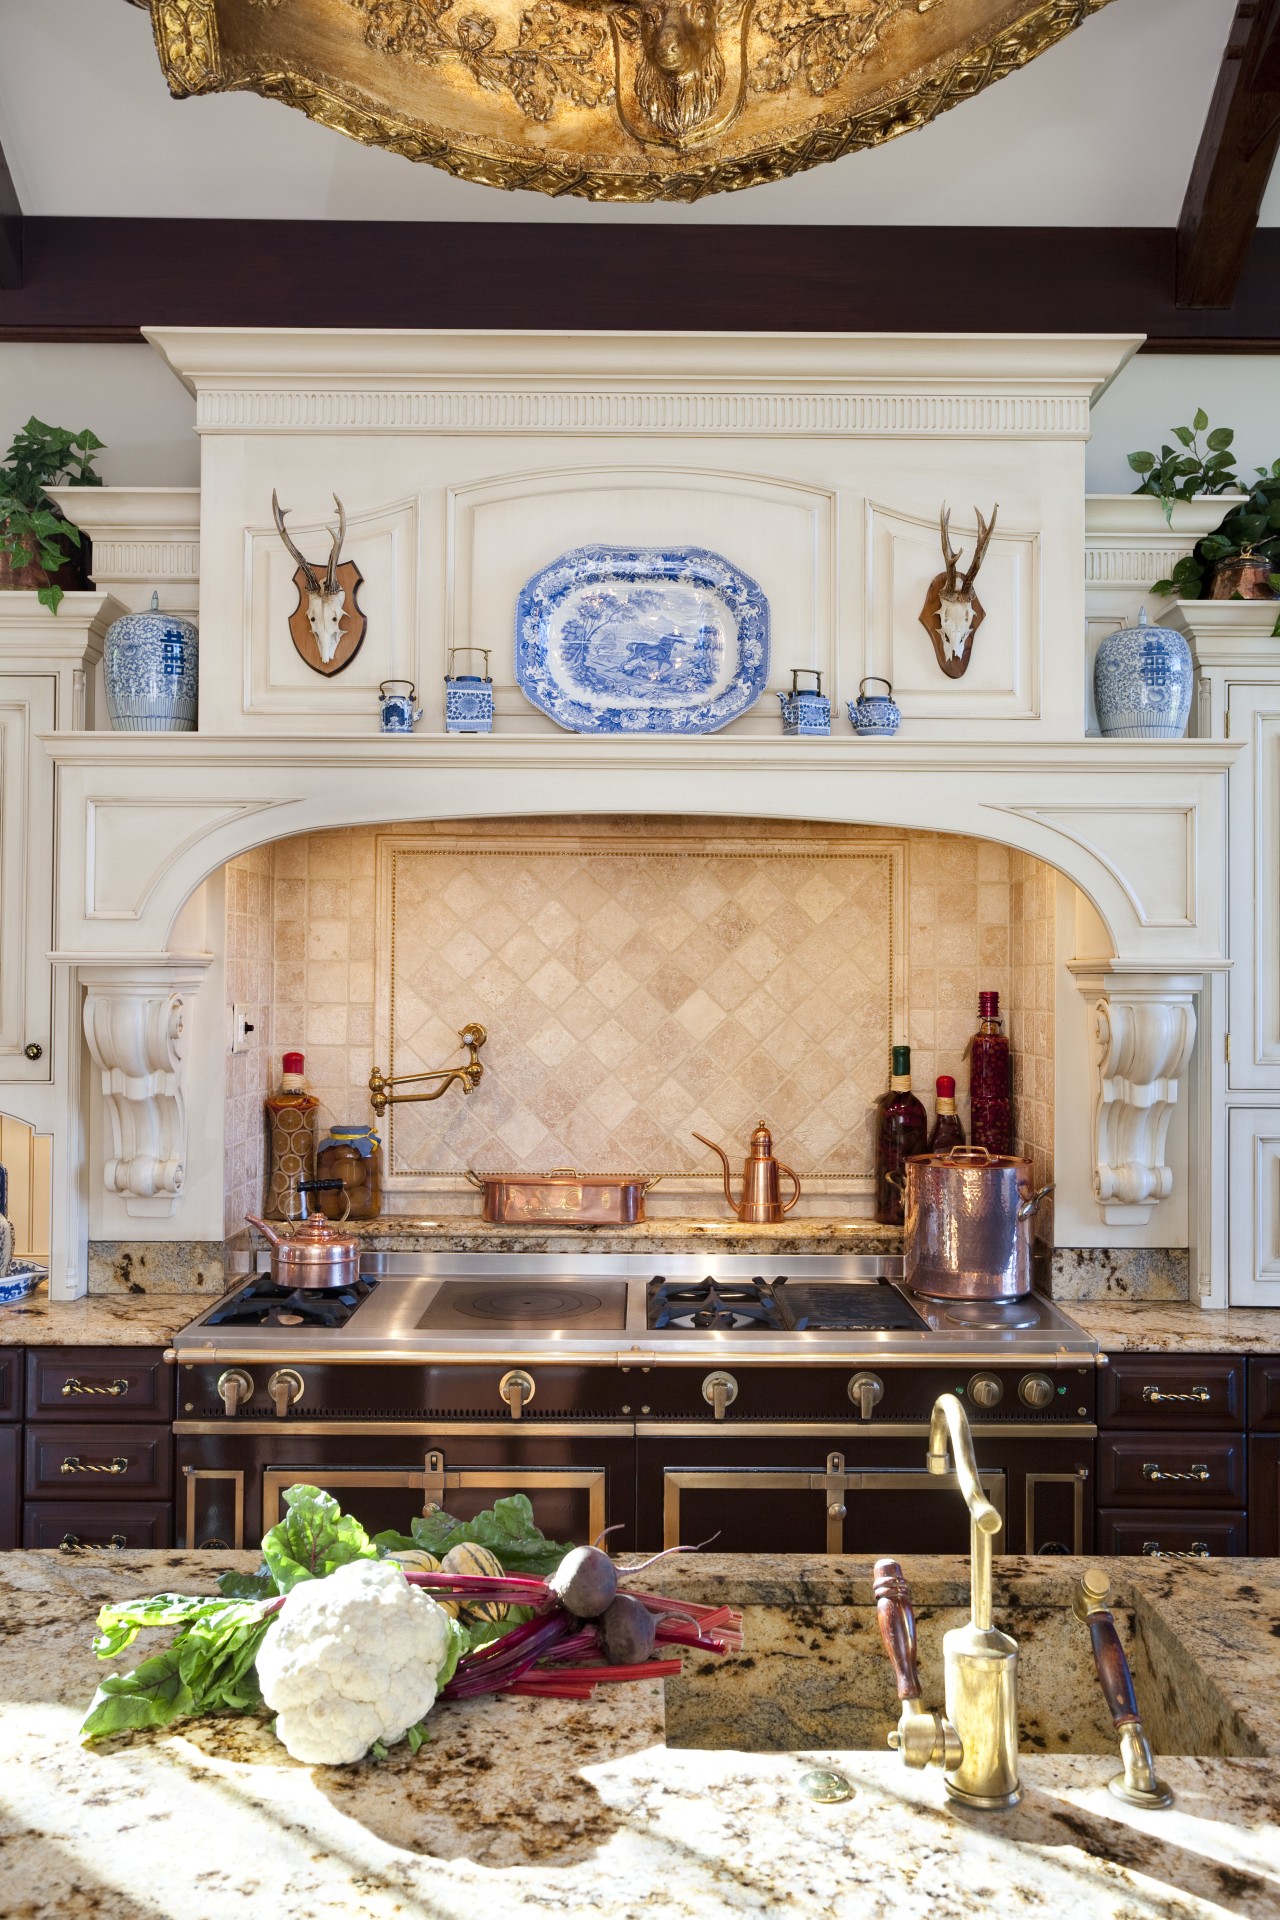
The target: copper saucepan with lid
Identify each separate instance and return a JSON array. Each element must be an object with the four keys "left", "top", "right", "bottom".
[
  {"left": 901, "top": 1145, "right": 1054, "bottom": 1301},
  {"left": 245, "top": 1180, "right": 362, "bottom": 1290}
]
